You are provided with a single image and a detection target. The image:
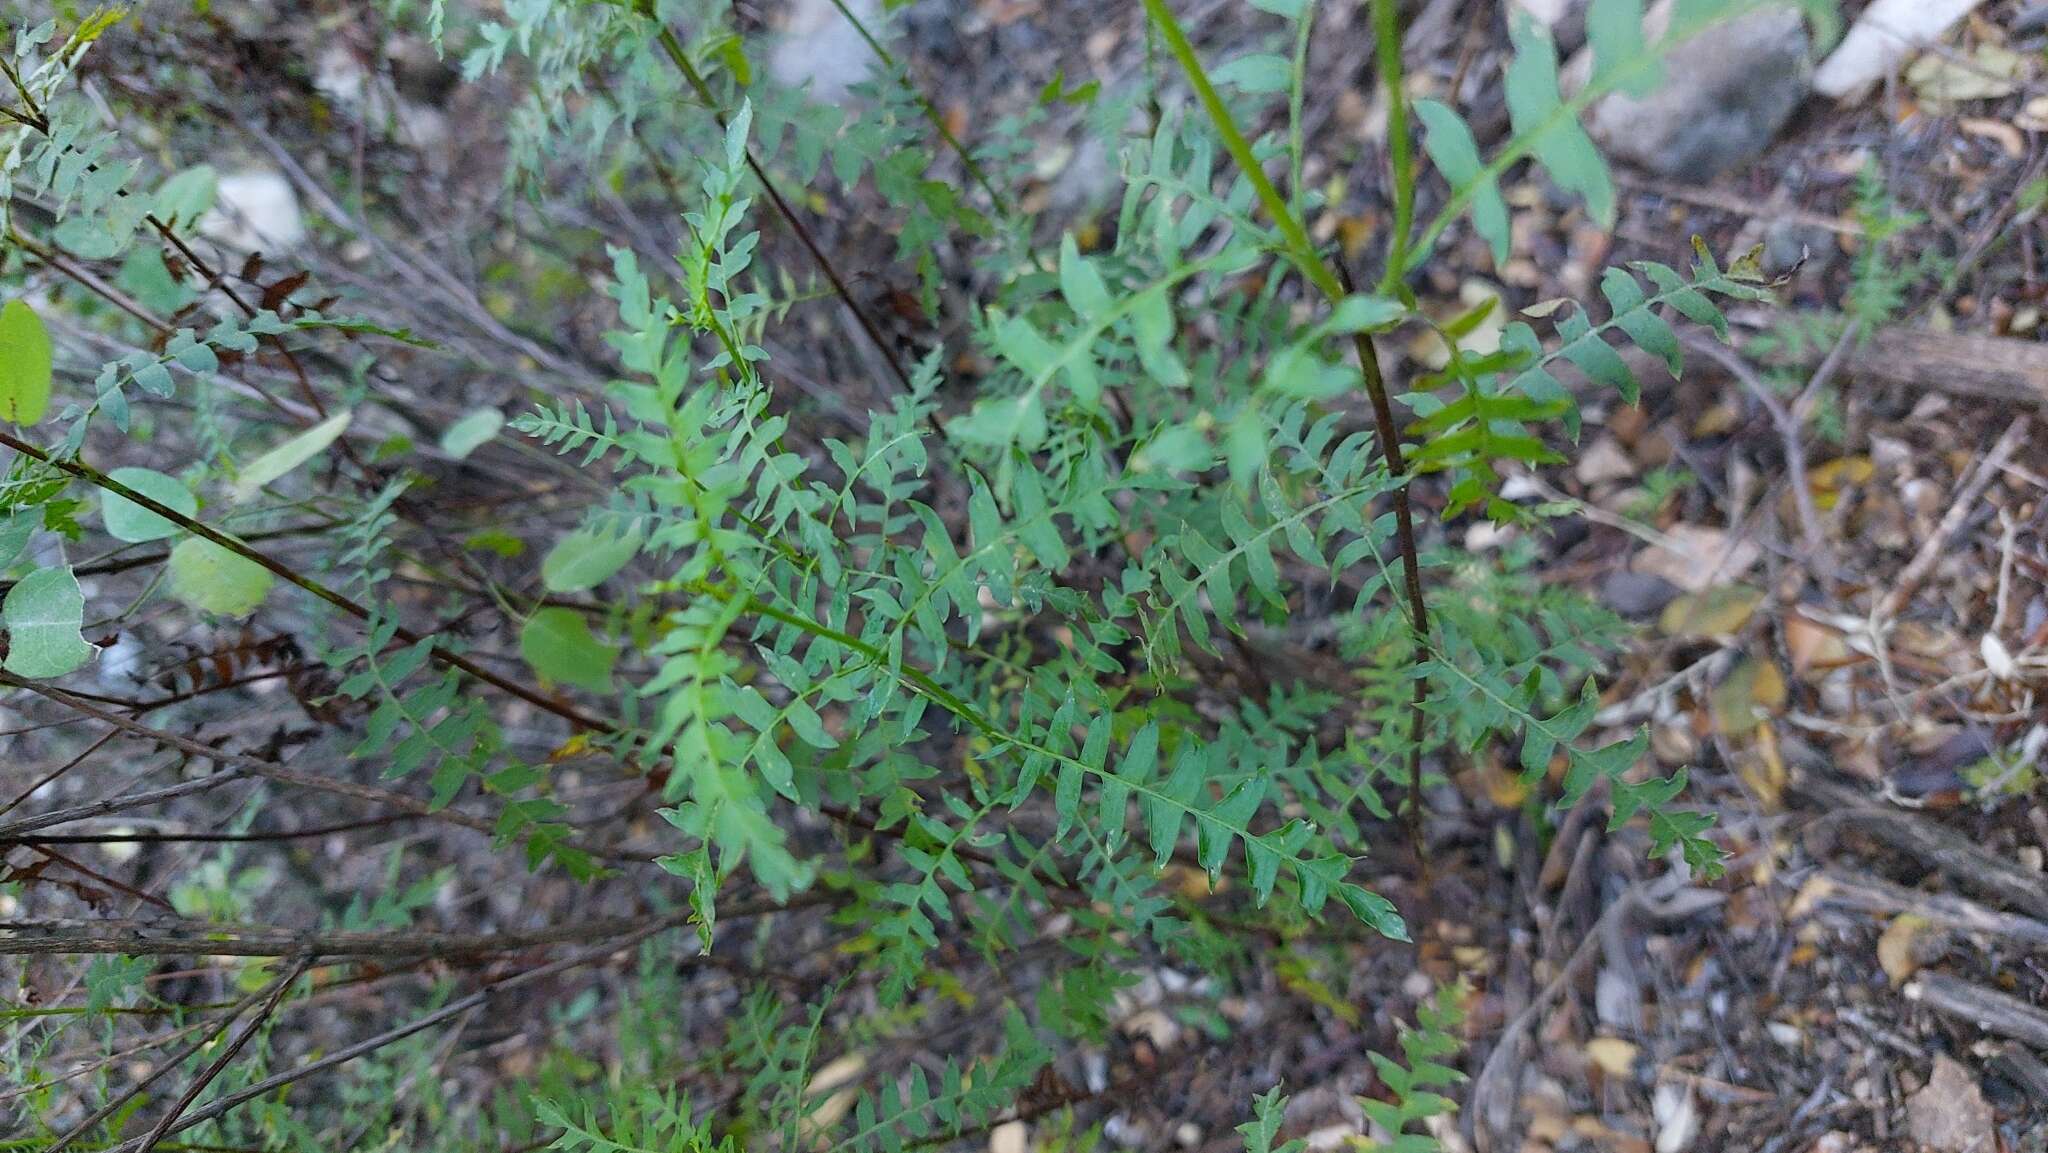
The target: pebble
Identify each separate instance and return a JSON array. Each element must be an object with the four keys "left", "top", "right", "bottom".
[
  {"left": 311, "top": 43, "right": 450, "bottom": 155},
  {"left": 1814, "top": 0, "right": 1987, "bottom": 102},
  {"left": 199, "top": 169, "right": 307, "bottom": 252},
  {"left": 1601, "top": 570, "right": 1681, "bottom": 619},
  {"left": 1574, "top": 435, "right": 1636, "bottom": 486}
]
